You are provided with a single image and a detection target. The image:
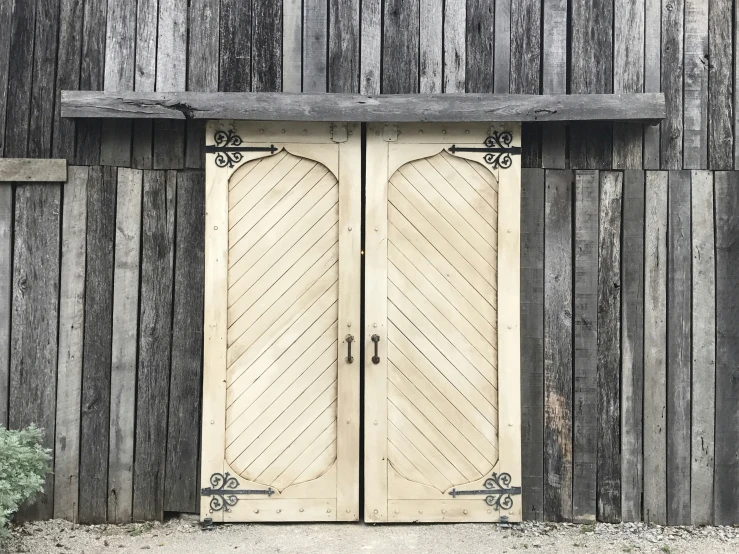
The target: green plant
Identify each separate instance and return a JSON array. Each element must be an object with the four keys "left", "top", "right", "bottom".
[
  {"left": 0, "top": 425, "right": 51, "bottom": 542},
  {"left": 580, "top": 523, "right": 596, "bottom": 534}
]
